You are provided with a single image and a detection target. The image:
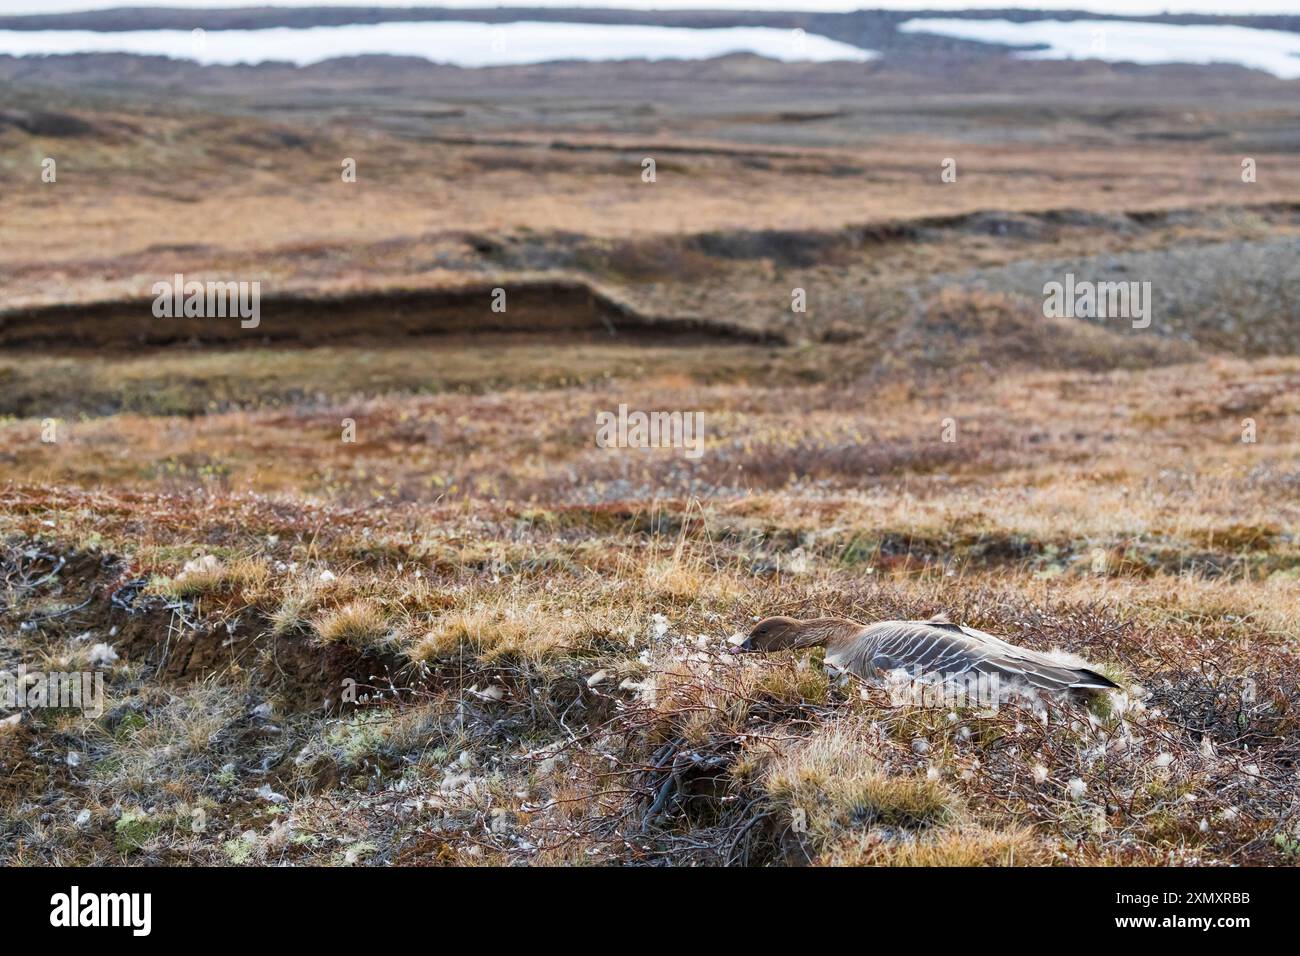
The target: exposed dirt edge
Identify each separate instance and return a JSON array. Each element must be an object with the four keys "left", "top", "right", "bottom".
[
  {"left": 0, "top": 278, "right": 786, "bottom": 353},
  {"left": 1, "top": 544, "right": 404, "bottom": 713}
]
